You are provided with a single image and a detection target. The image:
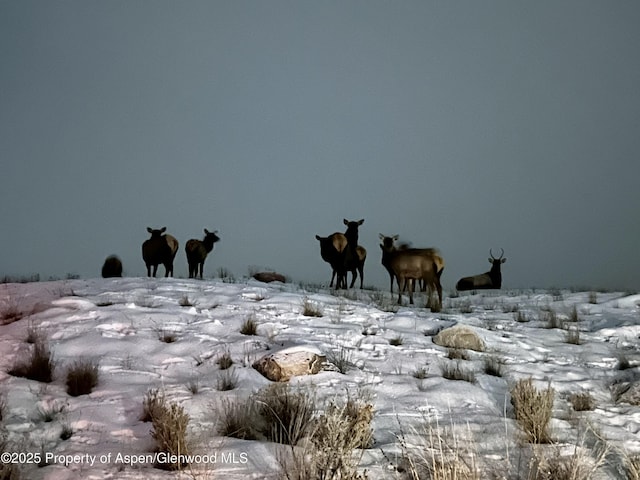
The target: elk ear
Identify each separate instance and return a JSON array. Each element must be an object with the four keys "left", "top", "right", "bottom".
[
  {"left": 392, "top": 234, "right": 399, "bottom": 241},
  {"left": 501, "top": 258, "right": 507, "bottom": 263},
  {"left": 204, "top": 228, "right": 210, "bottom": 234},
  {"left": 379, "top": 233, "right": 385, "bottom": 240},
  {"left": 315, "top": 235, "right": 322, "bottom": 241},
  {"left": 357, "top": 219, "right": 364, "bottom": 225},
  {"left": 488, "top": 258, "right": 493, "bottom": 264},
  {"left": 343, "top": 219, "right": 349, "bottom": 226},
  {"left": 160, "top": 227, "right": 167, "bottom": 233},
  {"left": 147, "top": 227, "right": 153, "bottom": 233}
]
